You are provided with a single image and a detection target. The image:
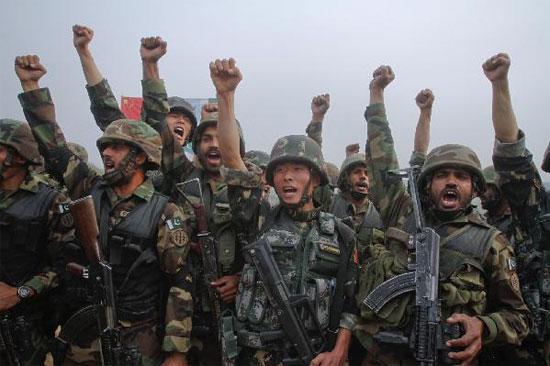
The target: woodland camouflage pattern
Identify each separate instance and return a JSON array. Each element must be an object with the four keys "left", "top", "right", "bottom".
[{"left": 0, "top": 118, "right": 42, "bottom": 164}]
